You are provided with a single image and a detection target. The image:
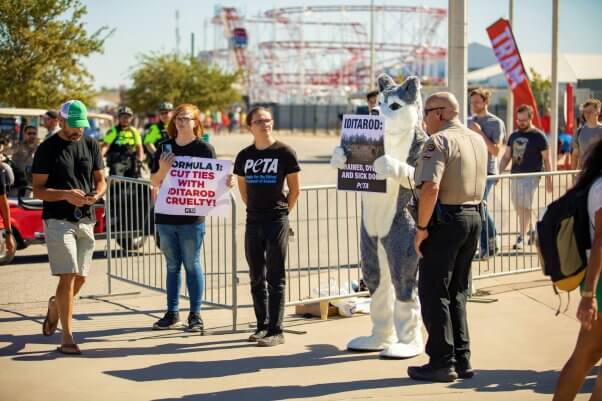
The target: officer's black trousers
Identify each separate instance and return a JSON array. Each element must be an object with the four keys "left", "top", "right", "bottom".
[
  {"left": 245, "top": 219, "right": 289, "bottom": 334},
  {"left": 418, "top": 208, "right": 481, "bottom": 368}
]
